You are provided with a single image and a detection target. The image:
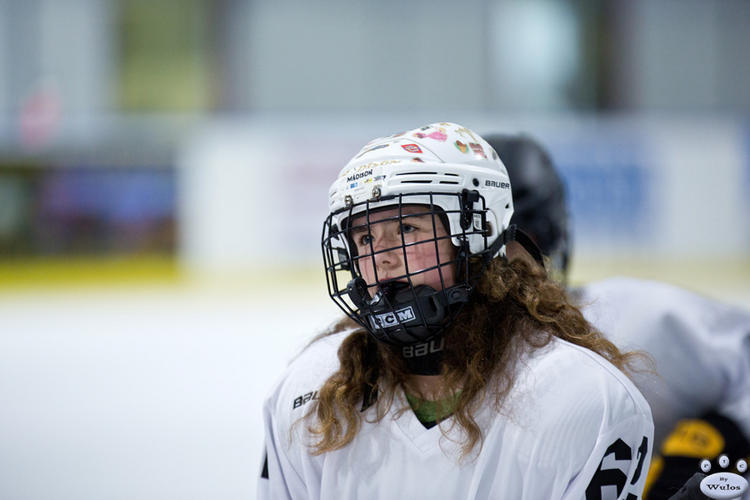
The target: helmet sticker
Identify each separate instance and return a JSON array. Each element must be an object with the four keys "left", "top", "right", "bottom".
[
  {"left": 455, "top": 127, "right": 478, "bottom": 141},
  {"left": 414, "top": 129, "right": 448, "bottom": 141},
  {"left": 345, "top": 169, "right": 372, "bottom": 182},
  {"left": 340, "top": 160, "right": 400, "bottom": 181},
  {"left": 454, "top": 140, "right": 468, "bottom": 153},
  {"left": 469, "top": 143, "right": 487, "bottom": 159},
  {"left": 402, "top": 144, "right": 423, "bottom": 154}
]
